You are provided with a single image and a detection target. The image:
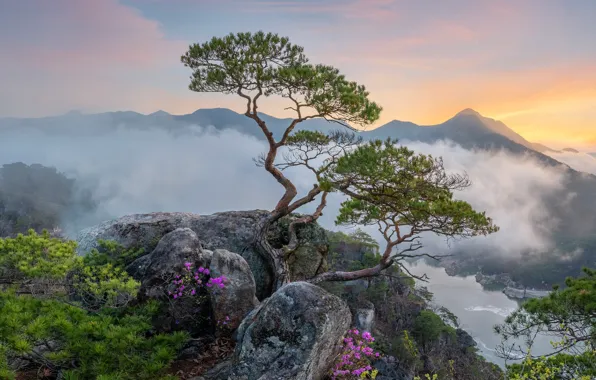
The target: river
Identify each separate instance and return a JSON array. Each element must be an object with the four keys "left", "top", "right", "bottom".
[{"left": 403, "top": 260, "right": 554, "bottom": 368}]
